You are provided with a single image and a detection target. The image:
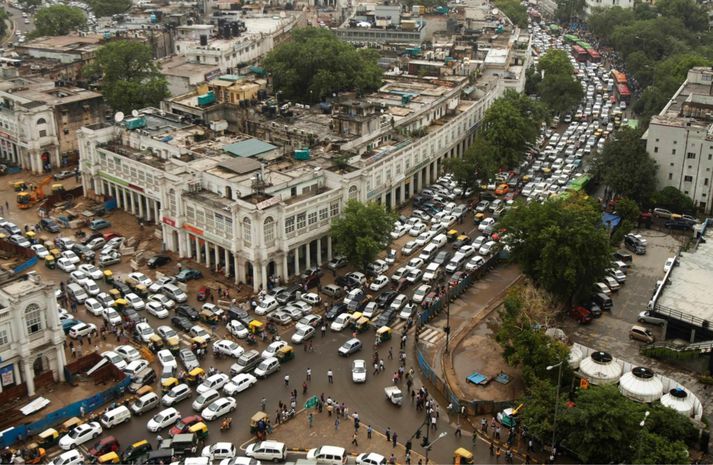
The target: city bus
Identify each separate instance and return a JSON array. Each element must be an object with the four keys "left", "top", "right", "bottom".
[
  {"left": 611, "top": 70, "right": 627, "bottom": 85},
  {"left": 587, "top": 48, "right": 601, "bottom": 62},
  {"left": 572, "top": 45, "right": 588, "bottom": 62},
  {"left": 564, "top": 34, "right": 578, "bottom": 44},
  {"left": 616, "top": 84, "right": 631, "bottom": 103}
]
